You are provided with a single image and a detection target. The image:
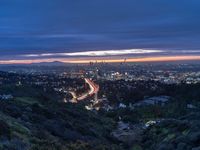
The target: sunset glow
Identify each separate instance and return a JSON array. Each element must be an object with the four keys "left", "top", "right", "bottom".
[{"left": 1, "top": 55, "right": 200, "bottom": 64}]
